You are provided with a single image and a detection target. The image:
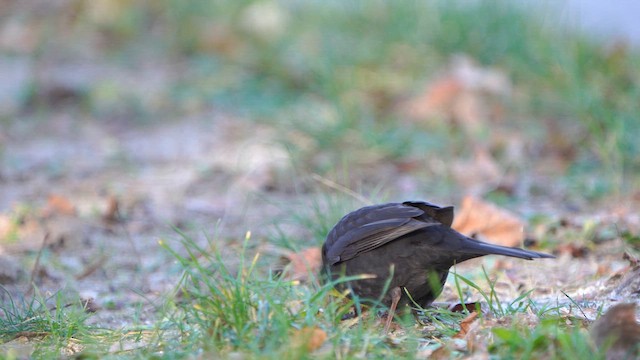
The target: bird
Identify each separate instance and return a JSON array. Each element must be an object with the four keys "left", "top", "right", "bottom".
[{"left": 321, "top": 200, "right": 554, "bottom": 332}]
